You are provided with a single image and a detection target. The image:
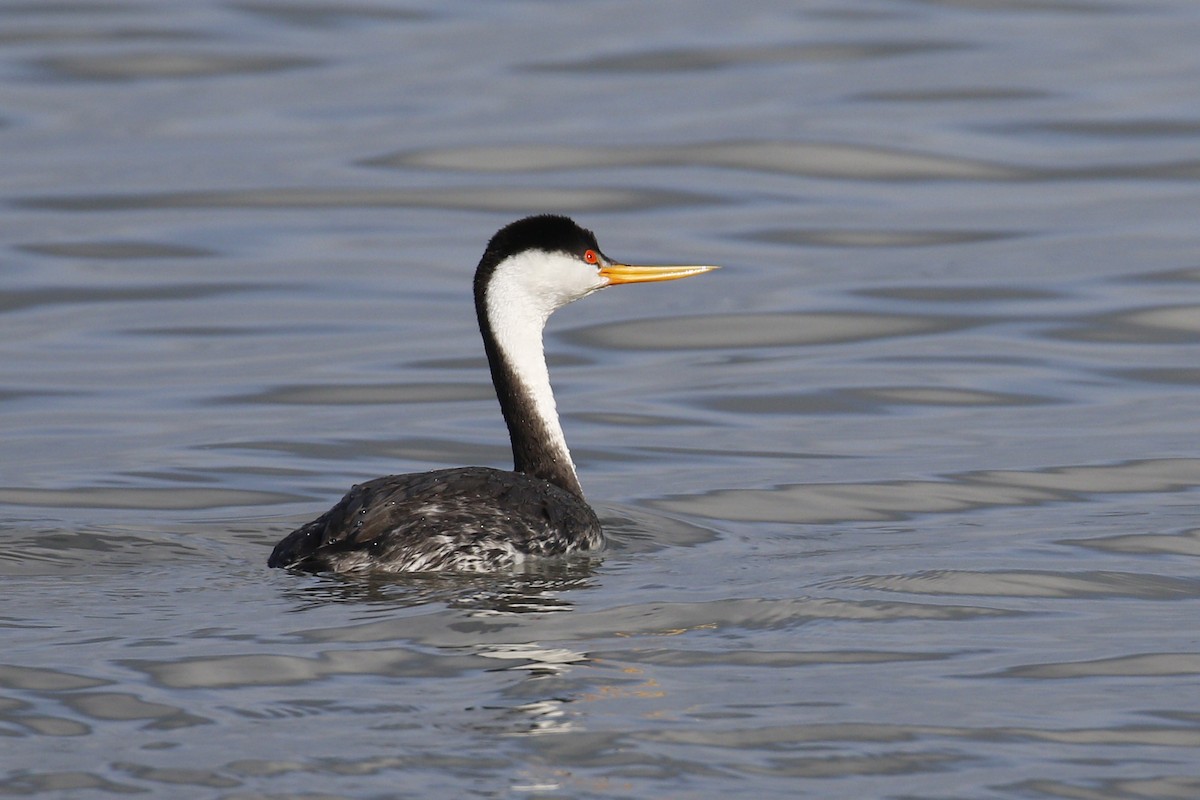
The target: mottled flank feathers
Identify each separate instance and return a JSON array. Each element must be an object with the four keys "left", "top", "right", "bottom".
[{"left": 268, "top": 467, "right": 603, "bottom": 574}]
